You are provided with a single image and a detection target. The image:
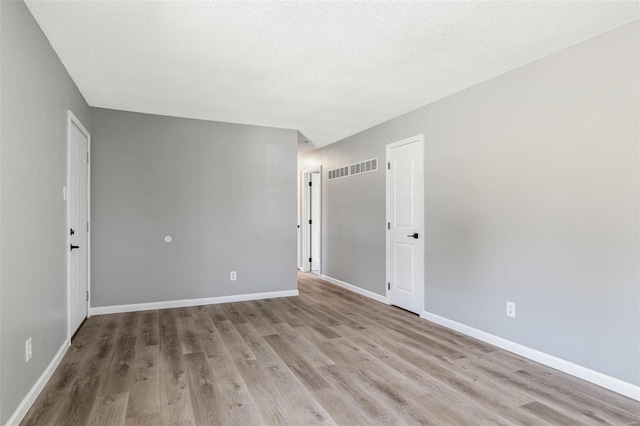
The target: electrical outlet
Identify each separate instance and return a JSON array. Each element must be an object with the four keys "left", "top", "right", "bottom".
[
  {"left": 25, "top": 338, "right": 32, "bottom": 362},
  {"left": 230, "top": 271, "right": 237, "bottom": 281},
  {"left": 506, "top": 301, "right": 516, "bottom": 318}
]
